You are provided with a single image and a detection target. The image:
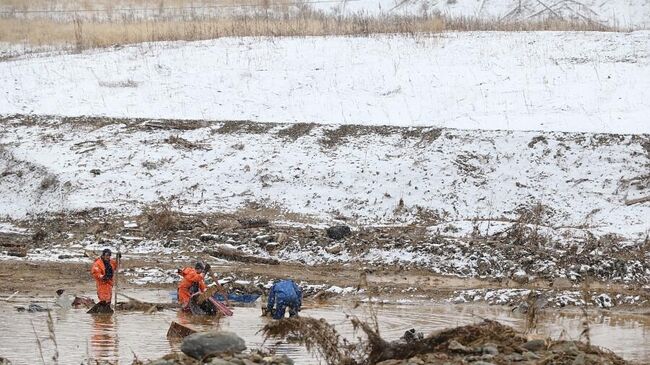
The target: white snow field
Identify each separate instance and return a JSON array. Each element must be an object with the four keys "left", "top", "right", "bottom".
[{"left": 1, "top": 31, "right": 649, "bottom": 134}]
